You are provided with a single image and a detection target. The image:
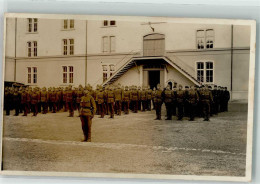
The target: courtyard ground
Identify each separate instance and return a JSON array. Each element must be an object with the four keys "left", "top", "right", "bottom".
[{"left": 1, "top": 103, "right": 247, "bottom": 177}]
